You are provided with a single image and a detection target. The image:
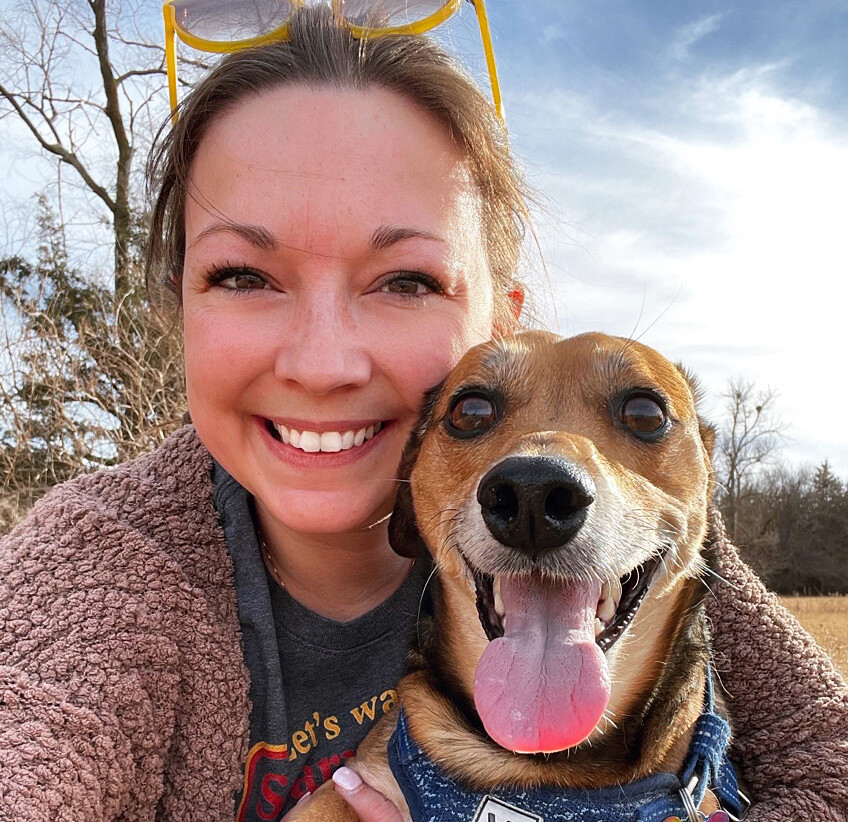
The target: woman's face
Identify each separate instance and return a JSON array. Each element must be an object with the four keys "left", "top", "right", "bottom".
[{"left": 182, "top": 85, "right": 495, "bottom": 535}]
